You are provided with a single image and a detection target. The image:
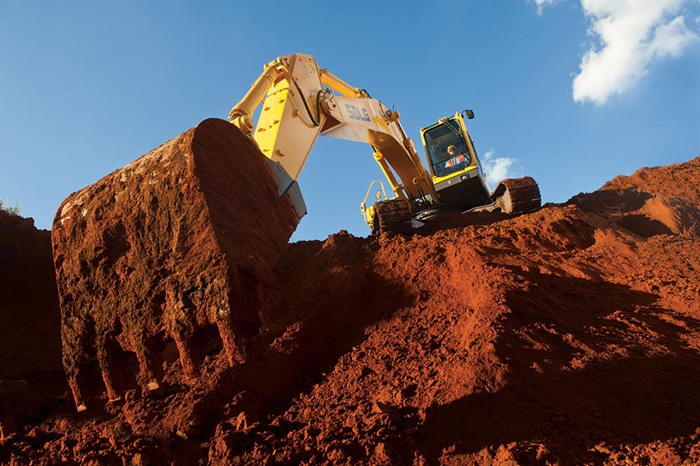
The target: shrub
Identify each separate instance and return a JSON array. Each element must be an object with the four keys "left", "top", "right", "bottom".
[{"left": 0, "top": 199, "right": 20, "bottom": 215}]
